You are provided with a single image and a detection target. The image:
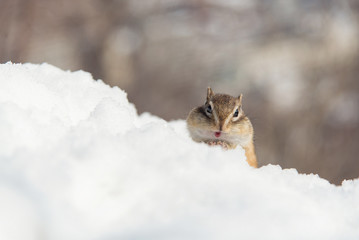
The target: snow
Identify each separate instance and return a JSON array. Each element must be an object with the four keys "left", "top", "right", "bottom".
[{"left": 0, "top": 62, "right": 359, "bottom": 240}]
